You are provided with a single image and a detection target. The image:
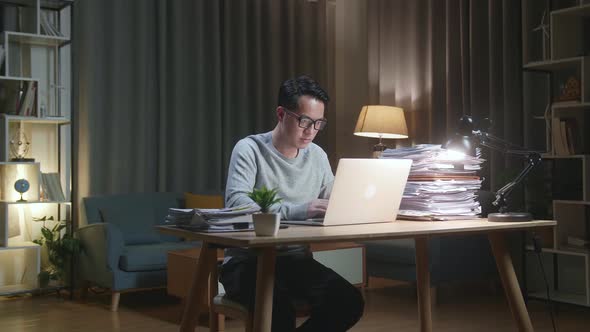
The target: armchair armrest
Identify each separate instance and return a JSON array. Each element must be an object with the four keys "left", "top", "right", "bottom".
[{"left": 76, "top": 223, "right": 125, "bottom": 287}]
